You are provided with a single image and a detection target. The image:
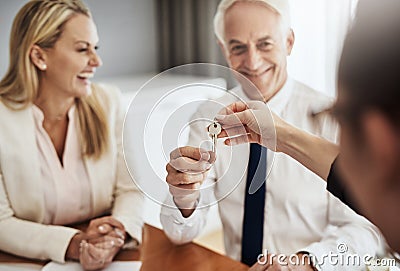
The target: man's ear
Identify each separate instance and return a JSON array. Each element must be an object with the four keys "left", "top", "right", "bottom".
[
  {"left": 361, "top": 111, "right": 399, "bottom": 185},
  {"left": 286, "top": 29, "right": 295, "bottom": 56},
  {"left": 30, "top": 45, "right": 47, "bottom": 71}
]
